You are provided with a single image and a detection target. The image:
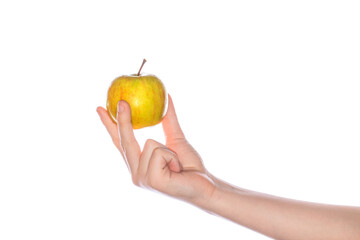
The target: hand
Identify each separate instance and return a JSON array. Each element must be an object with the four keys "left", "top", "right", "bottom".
[
  {"left": 97, "top": 95, "right": 360, "bottom": 240},
  {"left": 97, "top": 95, "right": 215, "bottom": 204}
]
